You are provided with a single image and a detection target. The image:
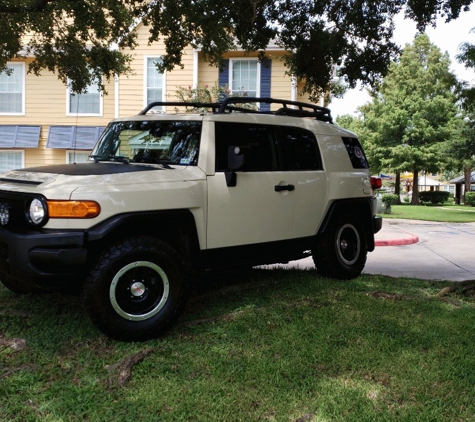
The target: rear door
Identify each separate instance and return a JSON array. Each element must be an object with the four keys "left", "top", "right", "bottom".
[{"left": 279, "top": 126, "right": 327, "bottom": 237}]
